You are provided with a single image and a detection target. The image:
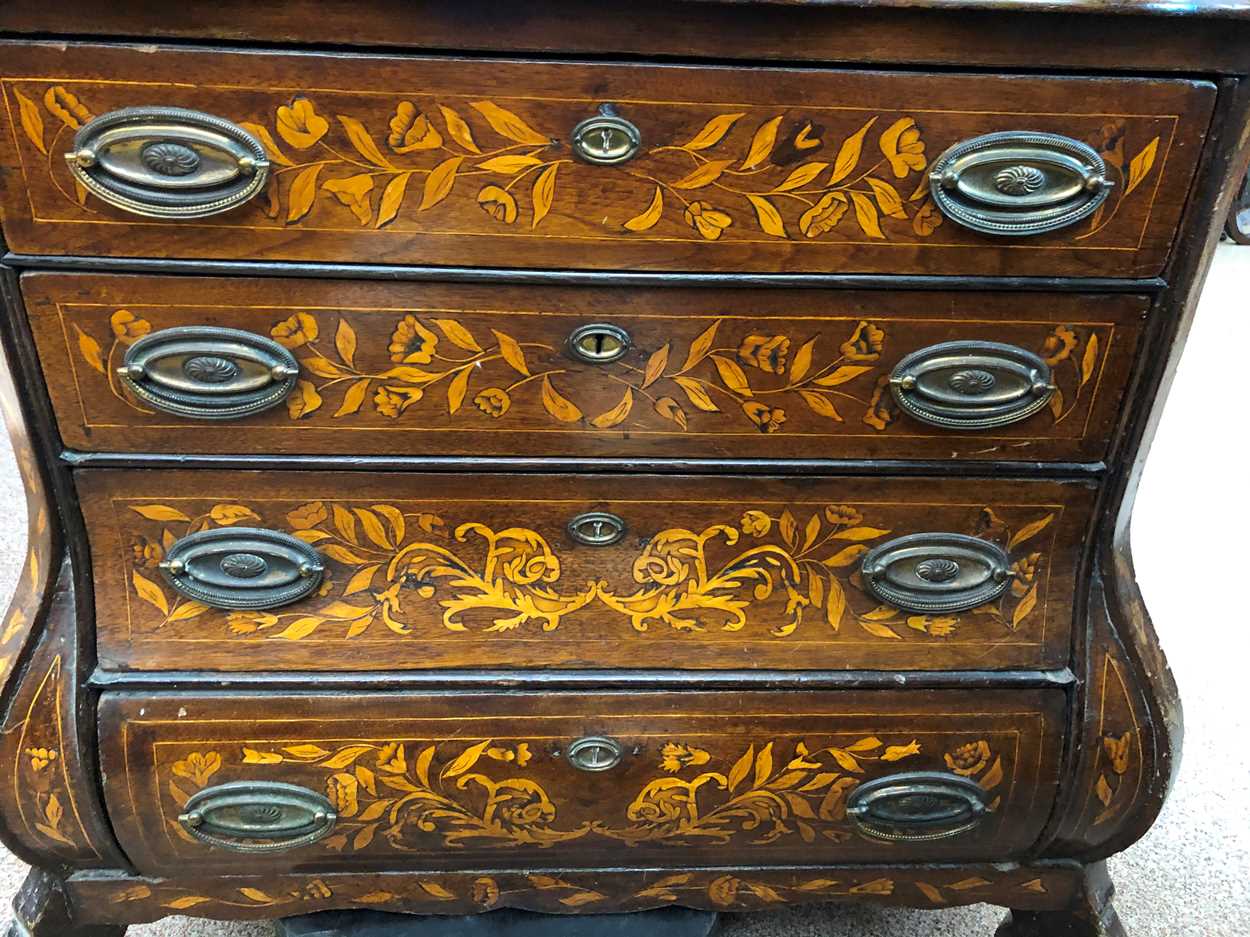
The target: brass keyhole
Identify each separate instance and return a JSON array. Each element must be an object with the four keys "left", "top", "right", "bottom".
[
  {"left": 567, "top": 736, "right": 623, "bottom": 772},
  {"left": 570, "top": 105, "right": 642, "bottom": 165},
  {"left": 567, "top": 324, "right": 631, "bottom": 364},
  {"left": 584, "top": 125, "right": 629, "bottom": 160},
  {"left": 567, "top": 511, "right": 627, "bottom": 547}
]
